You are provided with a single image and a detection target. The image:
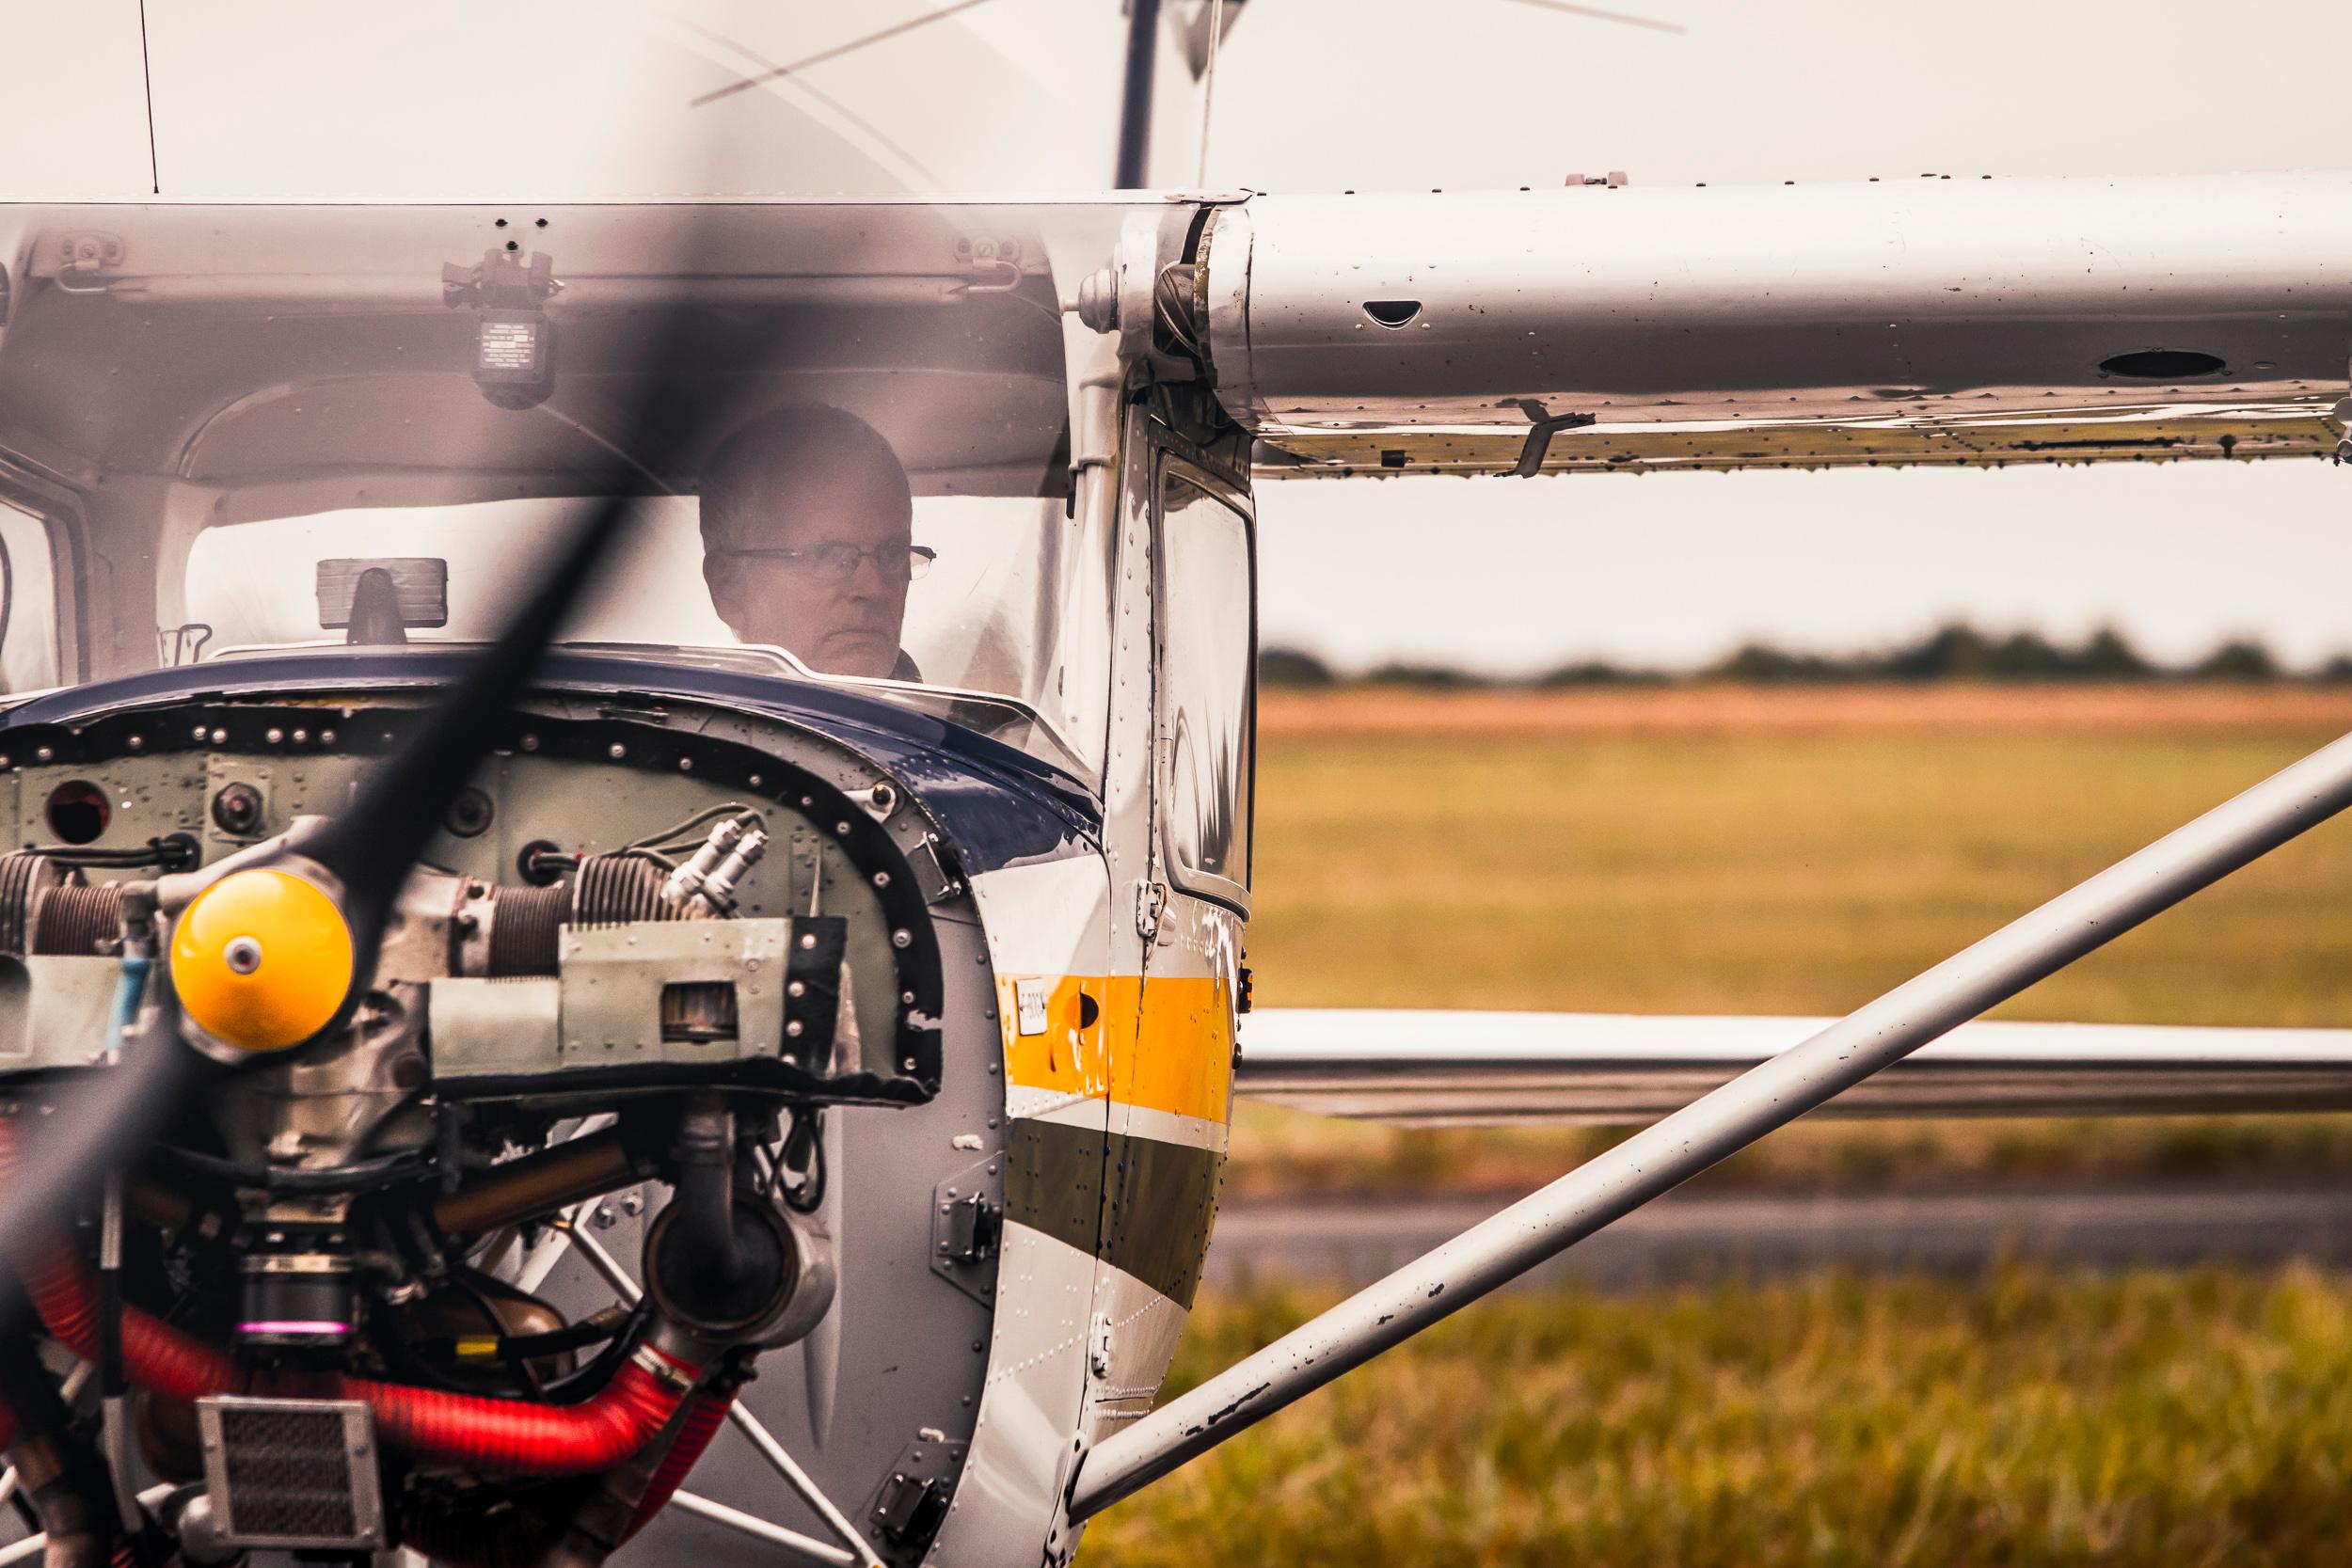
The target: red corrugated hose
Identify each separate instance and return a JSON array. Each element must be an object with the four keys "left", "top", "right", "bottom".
[
  {"left": 1, "top": 1124, "right": 700, "bottom": 1477},
  {"left": 626, "top": 1382, "right": 740, "bottom": 1539}
]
